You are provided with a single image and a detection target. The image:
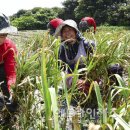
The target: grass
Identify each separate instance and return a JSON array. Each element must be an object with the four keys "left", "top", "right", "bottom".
[{"left": 0, "top": 26, "right": 129, "bottom": 129}]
